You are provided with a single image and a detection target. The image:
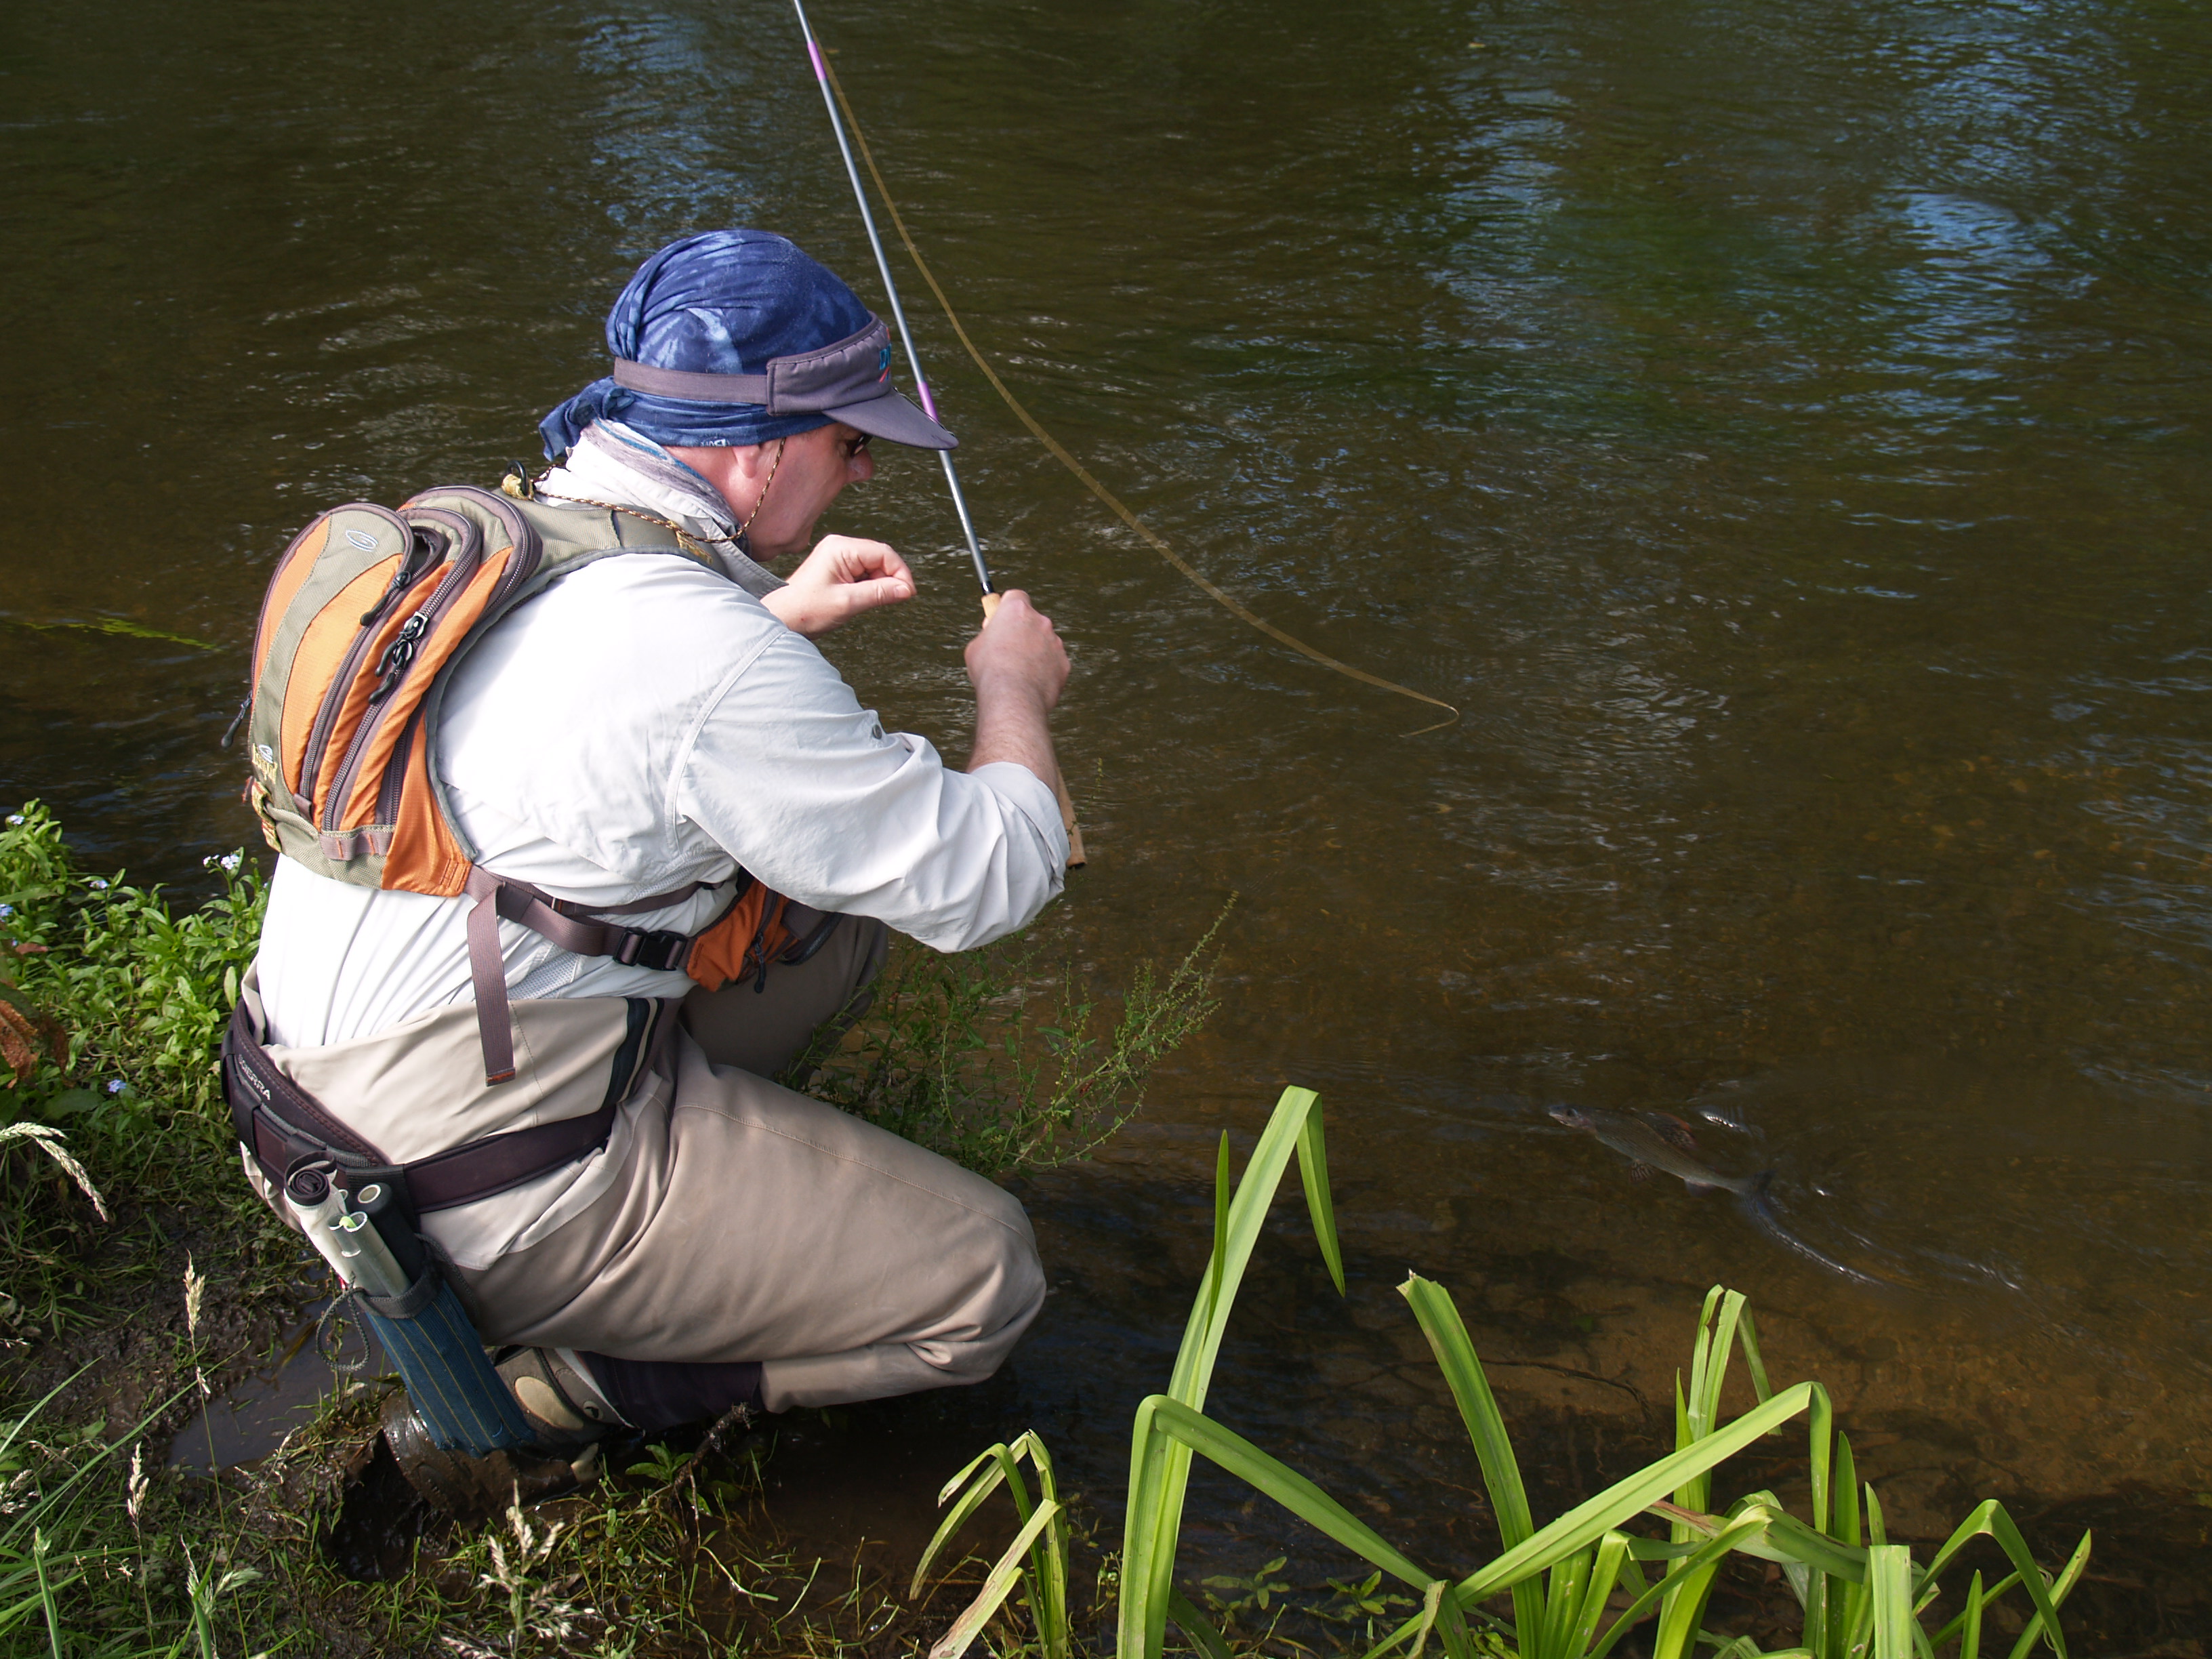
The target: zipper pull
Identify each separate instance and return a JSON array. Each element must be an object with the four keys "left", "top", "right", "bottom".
[
  {"left": 220, "top": 693, "right": 251, "bottom": 750},
  {"left": 359, "top": 530, "right": 441, "bottom": 626},
  {"left": 366, "top": 613, "right": 430, "bottom": 704},
  {"left": 358, "top": 565, "right": 413, "bottom": 628}
]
